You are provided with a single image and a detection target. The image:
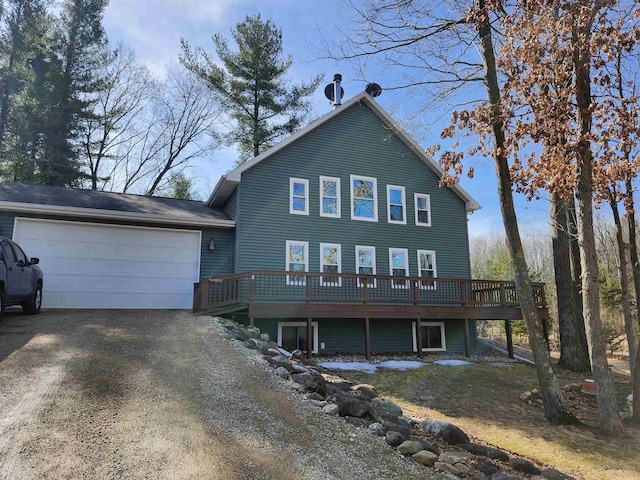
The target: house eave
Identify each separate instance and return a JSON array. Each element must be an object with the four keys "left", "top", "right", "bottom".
[
  {"left": 0, "top": 201, "right": 236, "bottom": 229},
  {"left": 208, "top": 175, "right": 240, "bottom": 209}
]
